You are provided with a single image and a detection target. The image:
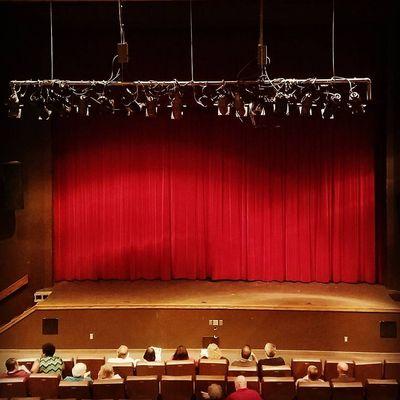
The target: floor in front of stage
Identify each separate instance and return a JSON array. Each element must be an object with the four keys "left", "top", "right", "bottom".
[{"left": 38, "top": 280, "right": 400, "bottom": 313}]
